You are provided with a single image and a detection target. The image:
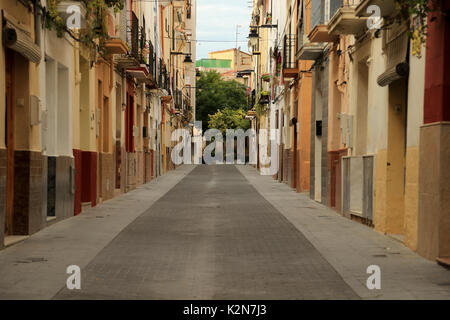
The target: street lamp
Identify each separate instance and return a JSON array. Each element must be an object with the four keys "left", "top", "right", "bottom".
[
  {"left": 183, "top": 54, "right": 193, "bottom": 65},
  {"left": 248, "top": 28, "right": 259, "bottom": 47}
]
